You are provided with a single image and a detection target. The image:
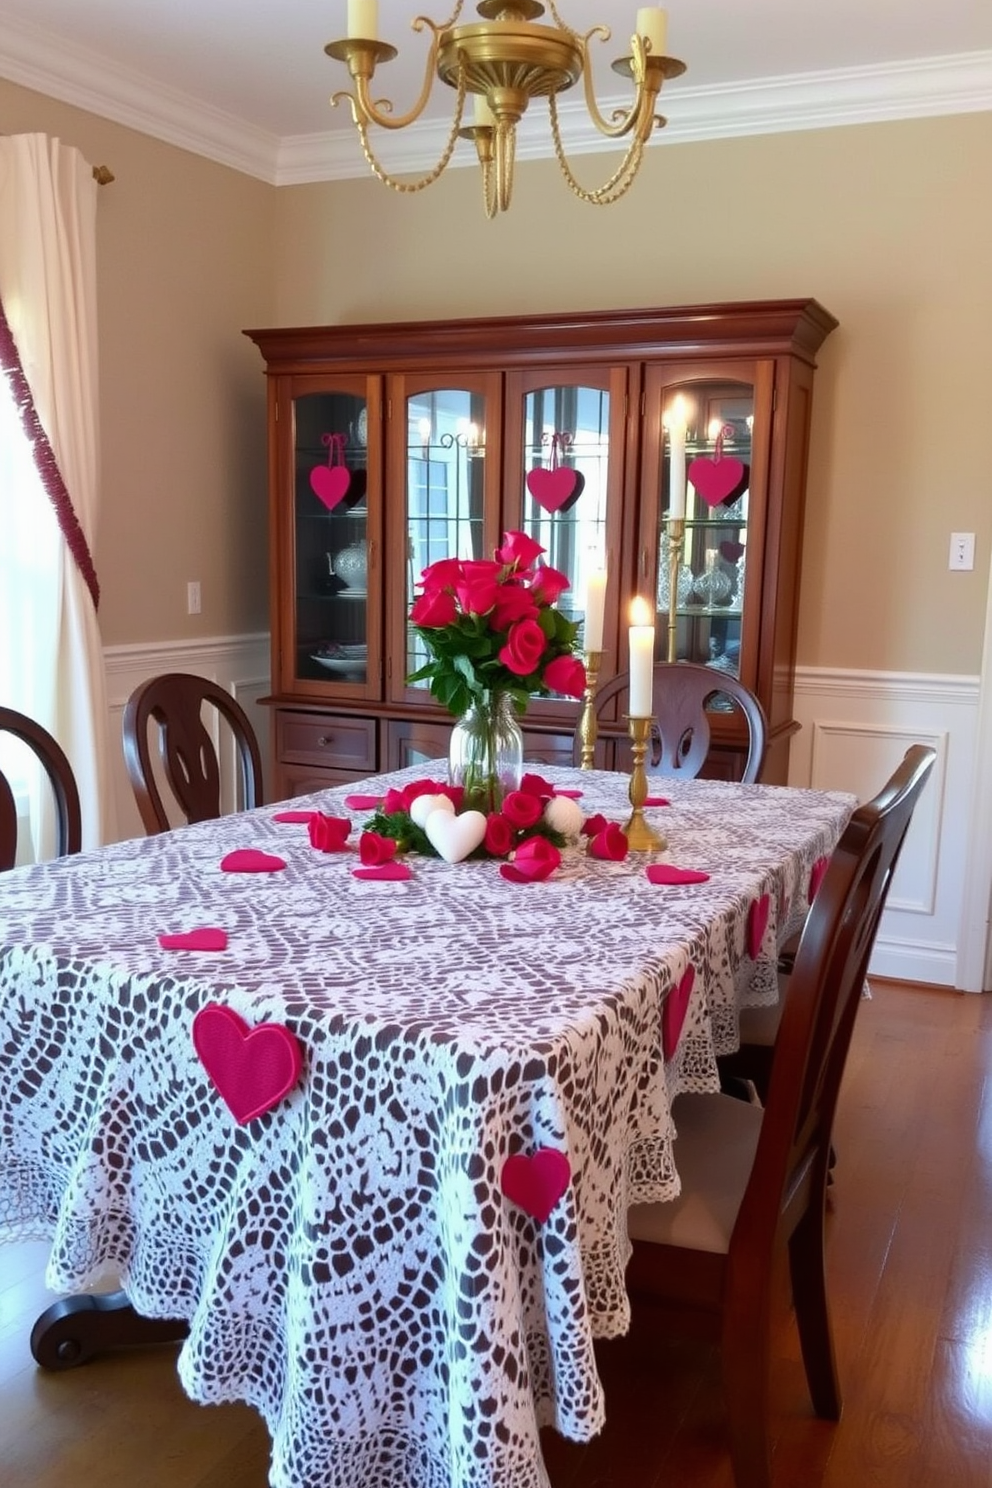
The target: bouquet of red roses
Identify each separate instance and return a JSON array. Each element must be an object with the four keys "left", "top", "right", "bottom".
[{"left": 407, "top": 530, "right": 587, "bottom": 715}]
